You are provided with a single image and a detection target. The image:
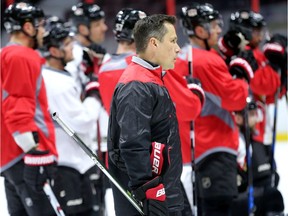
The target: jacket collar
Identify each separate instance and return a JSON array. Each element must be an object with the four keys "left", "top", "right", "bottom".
[{"left": 132, "top": 56, "right": 164, "bottom": 79}]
